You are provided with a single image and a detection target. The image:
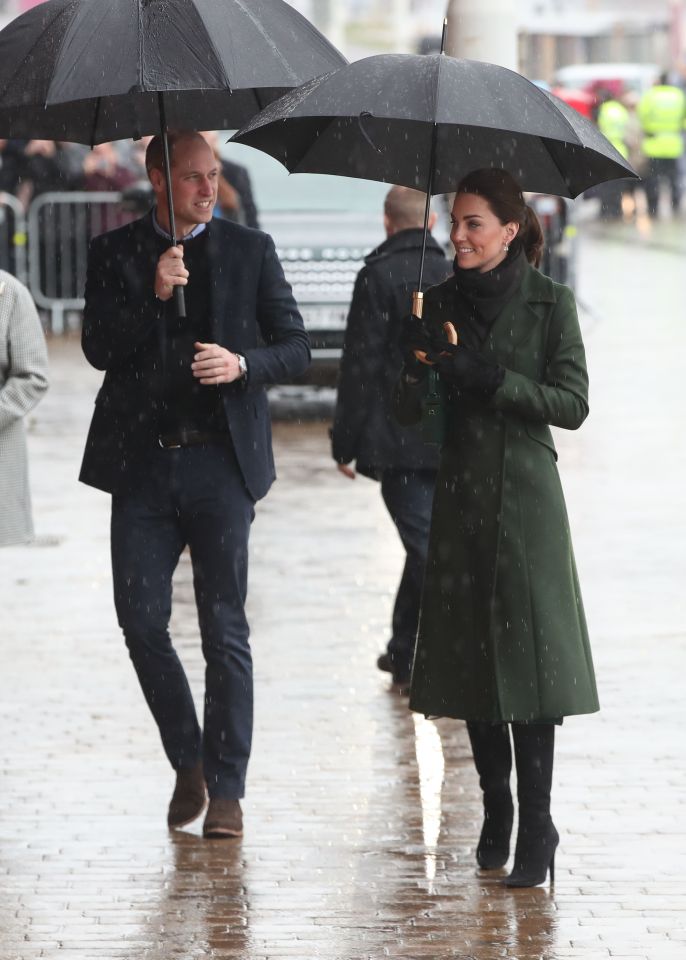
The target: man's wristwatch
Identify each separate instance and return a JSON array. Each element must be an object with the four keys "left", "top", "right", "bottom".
[{"left": 235, "top": 353, "right": 248, "bottom": 380}]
